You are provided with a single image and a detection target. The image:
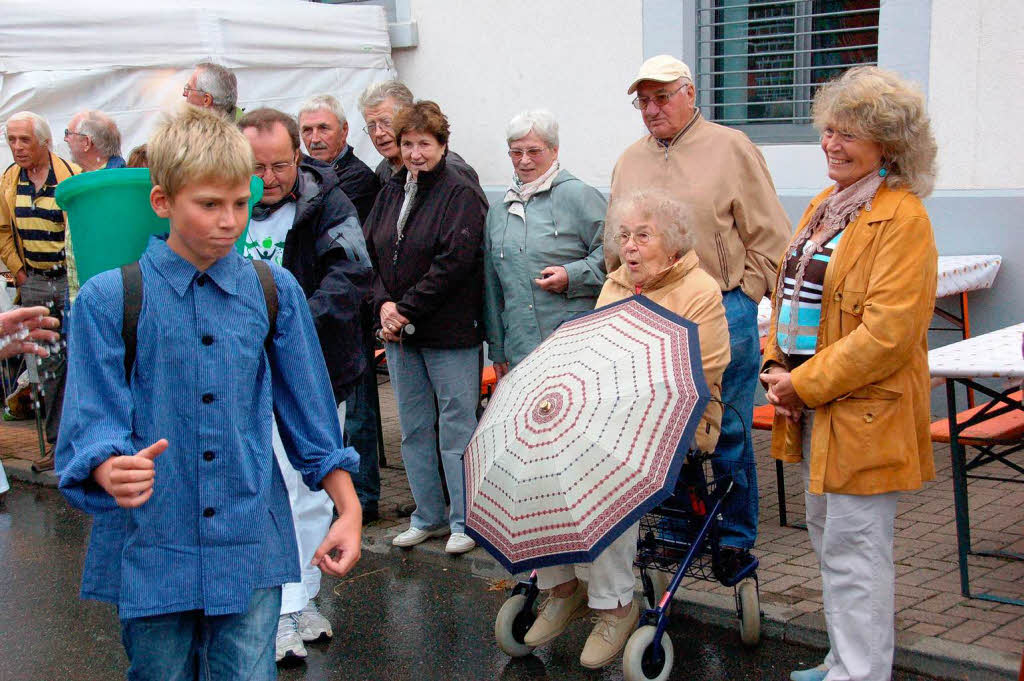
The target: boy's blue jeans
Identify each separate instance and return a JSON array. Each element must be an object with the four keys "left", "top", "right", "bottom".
[
  {"left": 711, "top": 288, "right": 760, "bottom": 550},
  {"left": 120, "top": 586, "right": 281, "bottom": 681}
]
